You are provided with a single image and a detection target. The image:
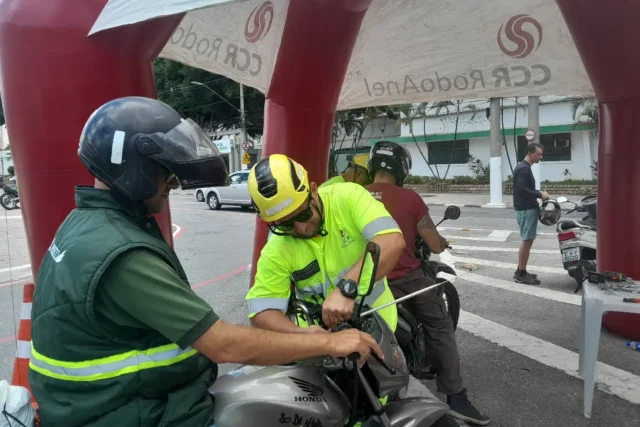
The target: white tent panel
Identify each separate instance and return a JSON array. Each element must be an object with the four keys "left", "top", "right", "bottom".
[{"left": 90, "top": 0, "right": 595, "bottom": 110}]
